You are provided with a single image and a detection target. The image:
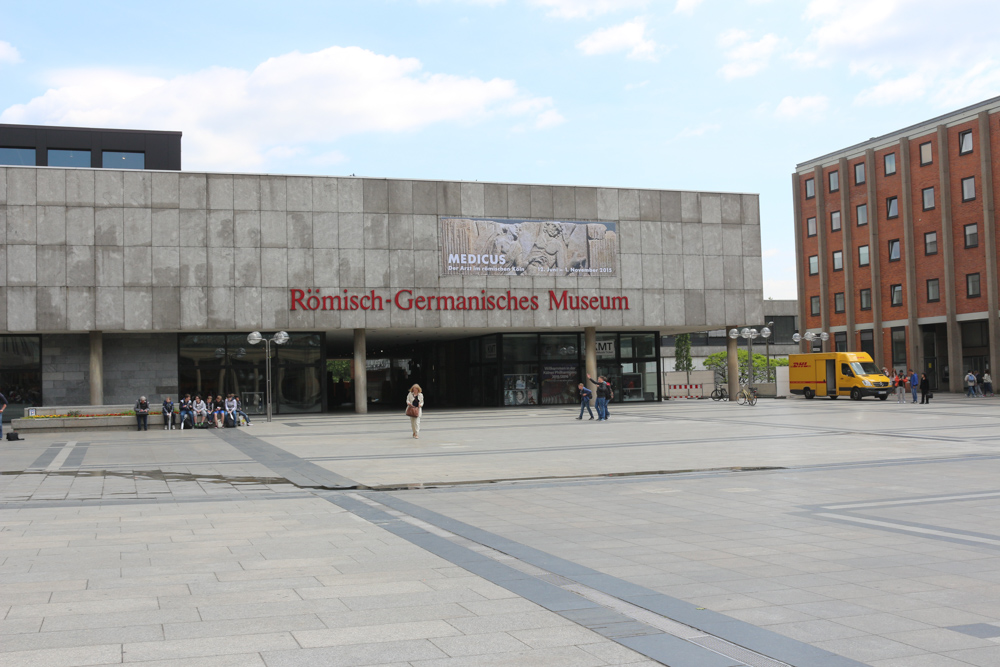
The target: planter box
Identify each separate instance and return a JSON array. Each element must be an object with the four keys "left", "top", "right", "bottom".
[{"left": 12, "top": 404, "right": 173, "bottom": 434}]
